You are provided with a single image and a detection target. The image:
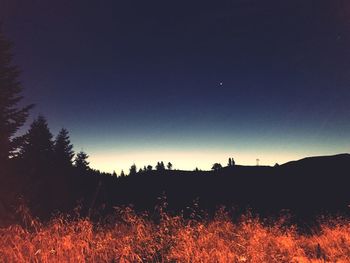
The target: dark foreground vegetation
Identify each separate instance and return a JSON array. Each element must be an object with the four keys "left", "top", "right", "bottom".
[{"left": 2, "top": 203, "right": 350, "bottom": 262}]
